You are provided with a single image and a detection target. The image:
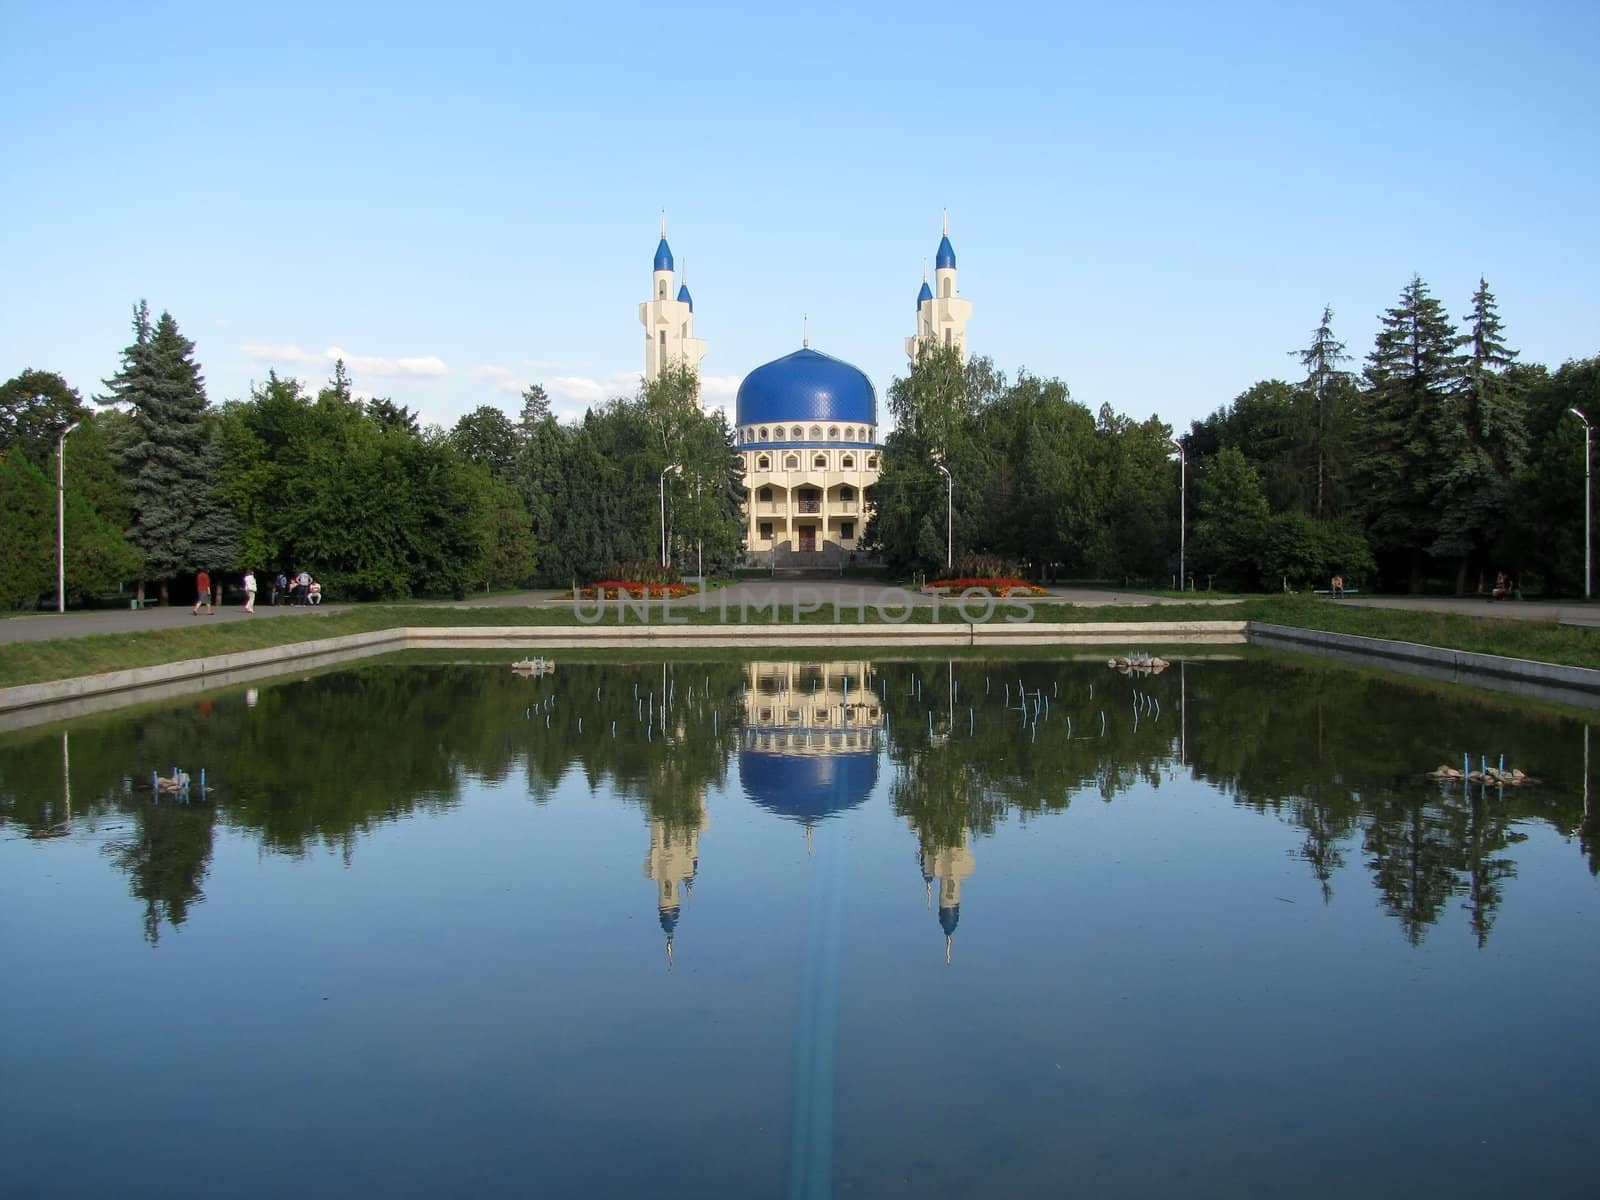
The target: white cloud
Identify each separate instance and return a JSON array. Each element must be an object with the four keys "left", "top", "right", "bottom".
[
  {"left": 241, "top": 342, "right": 448, "bottom": 379},
  {"left": 533, "top": 372, "right": 639, "bottom": 422},
  {"left": 242, "top": 342, "right": 321, "bottom": 365},
  {"left": 537, "top": 370, "right": 743, "bottom": 424},
  {"left": 471, "top": 364, "right": 525, "bottom": 394},
  {"left": 329, "top": 347, "right": 448, "bottom": 378},
  {"left": 700, "top": 373, "right": 743, "bottom": 424}
]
